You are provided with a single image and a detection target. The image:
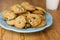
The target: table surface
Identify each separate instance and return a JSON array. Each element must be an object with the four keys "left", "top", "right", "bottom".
[{"left": 0, "top": 0, "right": 60, "bottom": 40}]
